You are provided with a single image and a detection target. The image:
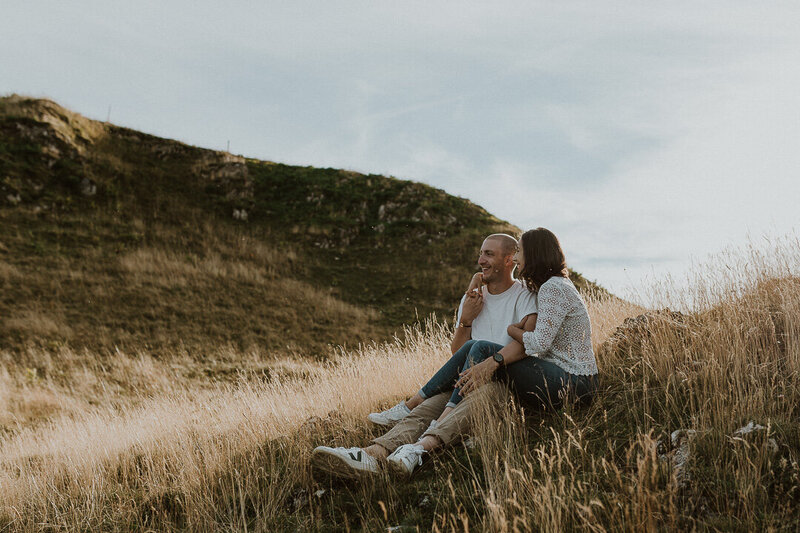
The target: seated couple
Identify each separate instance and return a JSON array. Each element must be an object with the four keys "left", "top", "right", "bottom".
[{"left": 312, "top": 228, "right": 599, "bottom": 478}]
